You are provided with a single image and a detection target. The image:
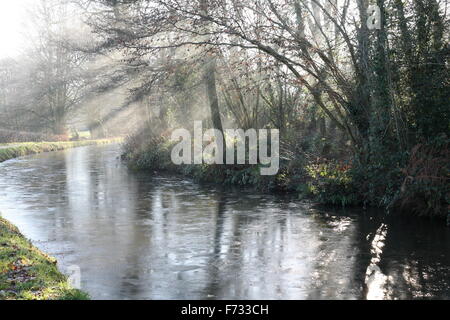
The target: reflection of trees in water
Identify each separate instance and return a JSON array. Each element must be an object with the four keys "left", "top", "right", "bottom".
[
  {"left": 302, "top": 210, "right": 450, "bottom": 300},
  {"left": 112, "top": 181, "right": 226, "bottom": 299},
  {"left": 202, "top": 194, "right": 311, "bottom": 299},
  {"left": 379, "top": 219, "right": 450, "bottom": 299},
  {"left": 116, "top": 174, "right": 156, "bottom": 299},
  {"left": 202, "top": 193, "right": 231, "bottom": 298},
  {"left": 64, "top": 146, "right": 147, "bottom": 299},
  {"left": 303, "top": 210, "right": 381, "bottom": 300},
  {"left": 115, "top": 180, "right": 214, "bottom": 299}
]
